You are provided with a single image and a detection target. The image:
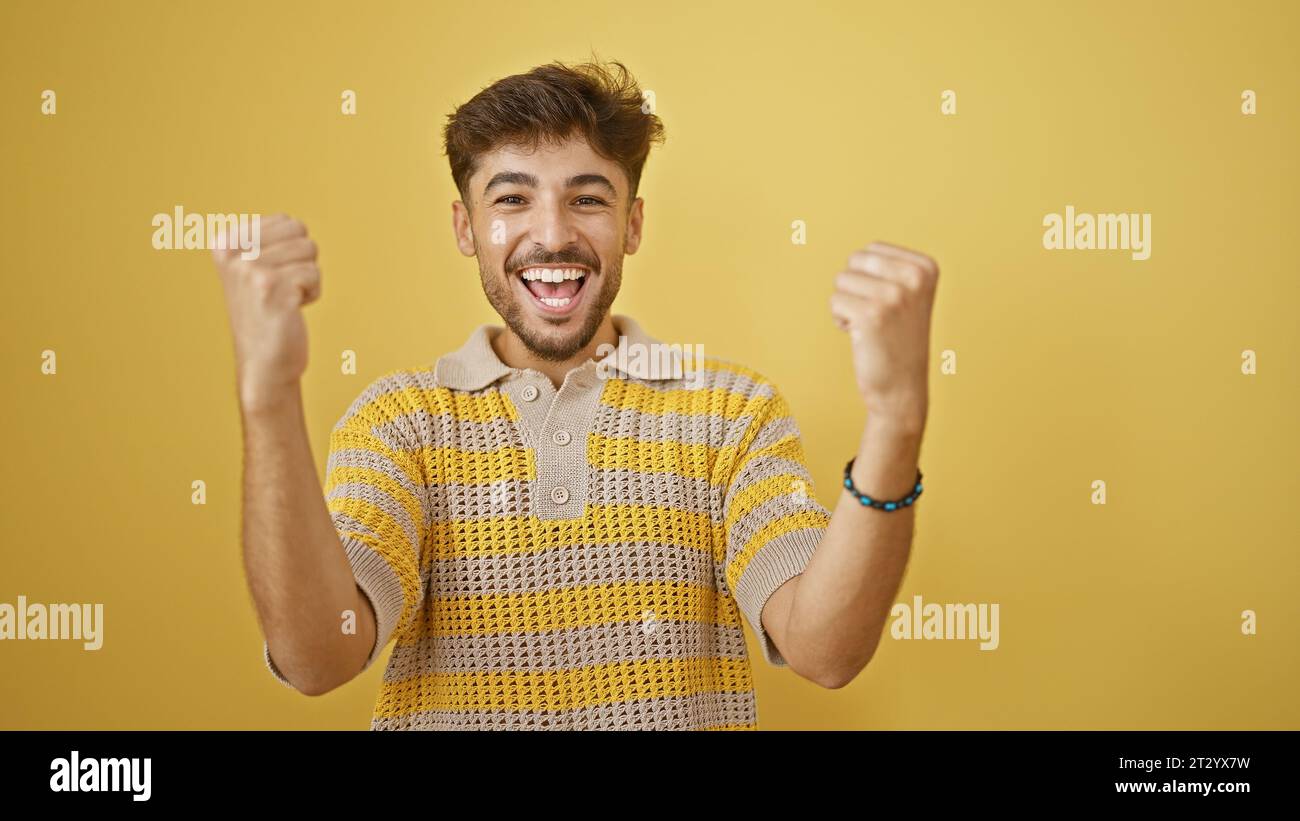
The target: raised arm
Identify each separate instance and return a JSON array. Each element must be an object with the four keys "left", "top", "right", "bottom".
[
  {"left": 213, "top": 214, "right": 376, "bottom": 696},
  {"left": 762, "top": 240, "right": 938, "bottom": 687}
]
